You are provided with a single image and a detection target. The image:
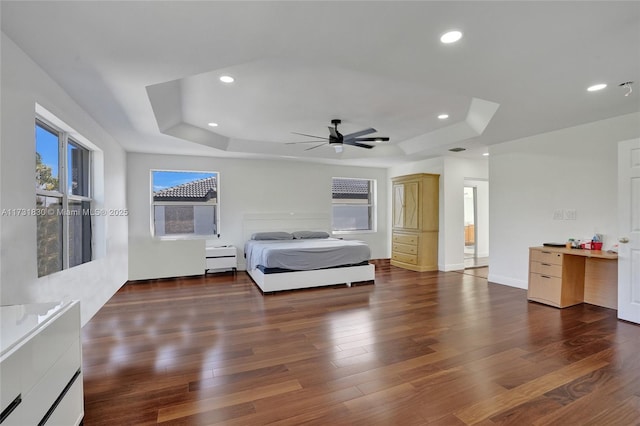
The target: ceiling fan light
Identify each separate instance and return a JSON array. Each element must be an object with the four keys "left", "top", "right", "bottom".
[
  {"left": 587, "top": 83, "right": 607, "bottom": 92},
  {"left": 334, "top": 145, "right": 343, "bottom": 153}
]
